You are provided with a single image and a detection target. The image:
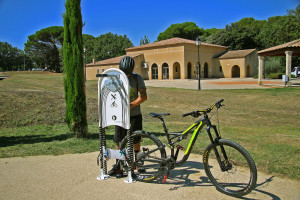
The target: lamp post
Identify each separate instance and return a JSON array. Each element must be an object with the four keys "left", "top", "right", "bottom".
[
  {"left": 84, "top": 47, "right": 86, "bottom": 82},
  {"left": 196, "top": 36, "right": 201, "bottom": 90},
  {"left": 23, "top": 51, "right": 26, "bottom": 71}
]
